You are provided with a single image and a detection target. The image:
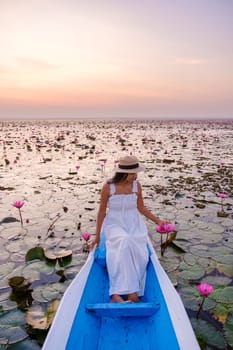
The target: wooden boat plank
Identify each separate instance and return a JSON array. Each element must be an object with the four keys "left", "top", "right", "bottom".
[
  {"left": 97, "top": 315, "right": 157, "bottom": 349},
  {"left": 86, "top": 302, "right": 160, "bottom": 317}
]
